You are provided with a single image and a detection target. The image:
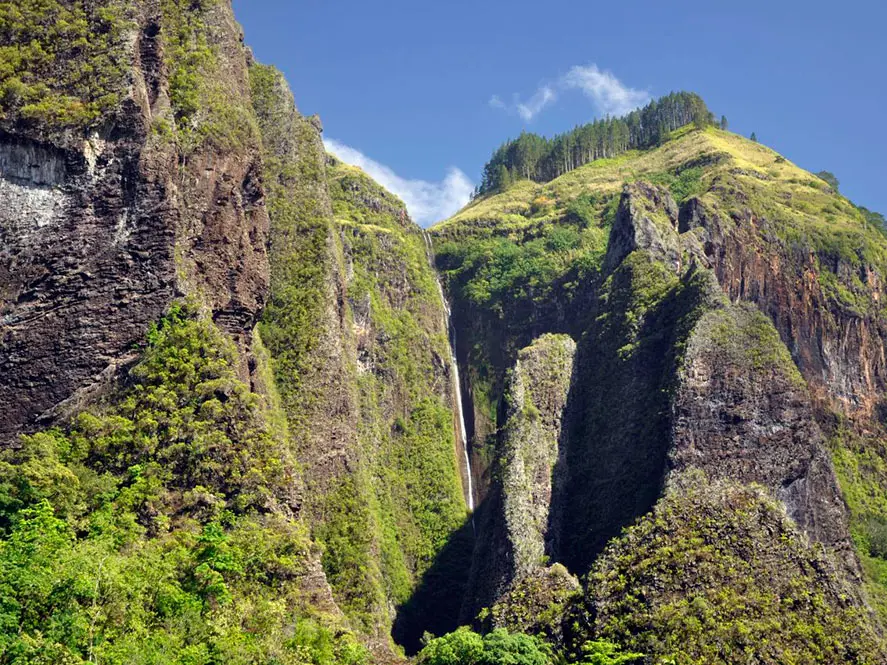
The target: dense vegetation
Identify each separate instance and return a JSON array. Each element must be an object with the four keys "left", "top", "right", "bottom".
[
  {"left": 477, "top": 92, "right": 713, "bottom": 194},
  {"left": 587, "top": 473, "right": 883, "bottom": 664},
  {"left": 0, "top": 0, "right": 130, "bottom": 131},
  {"left": 0, "top": 303, "right": 368, "bottom": 664},
  {"left": 417, "top": 628, "right": 550, "bottom": 665},
  {"left": 417, "top": 628, "right": 645, "bottom": 665}
]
